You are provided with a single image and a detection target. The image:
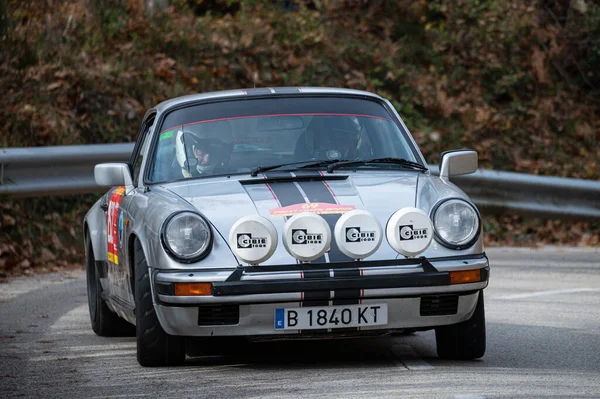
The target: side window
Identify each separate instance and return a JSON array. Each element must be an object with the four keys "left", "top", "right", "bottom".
[{"left": 130, "top": 117, "right": 154, "bottom": 186}]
